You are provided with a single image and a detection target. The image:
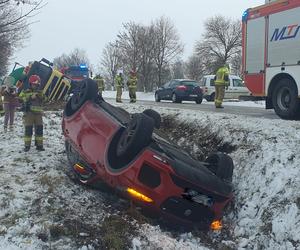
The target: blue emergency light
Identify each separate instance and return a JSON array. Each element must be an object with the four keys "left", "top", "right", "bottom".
[
  {"left": 242, "top": 9, "right": 249, "bottom": 22},
  {"left": 79, "top": 64, "right": 87, "bottom": 69}
]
